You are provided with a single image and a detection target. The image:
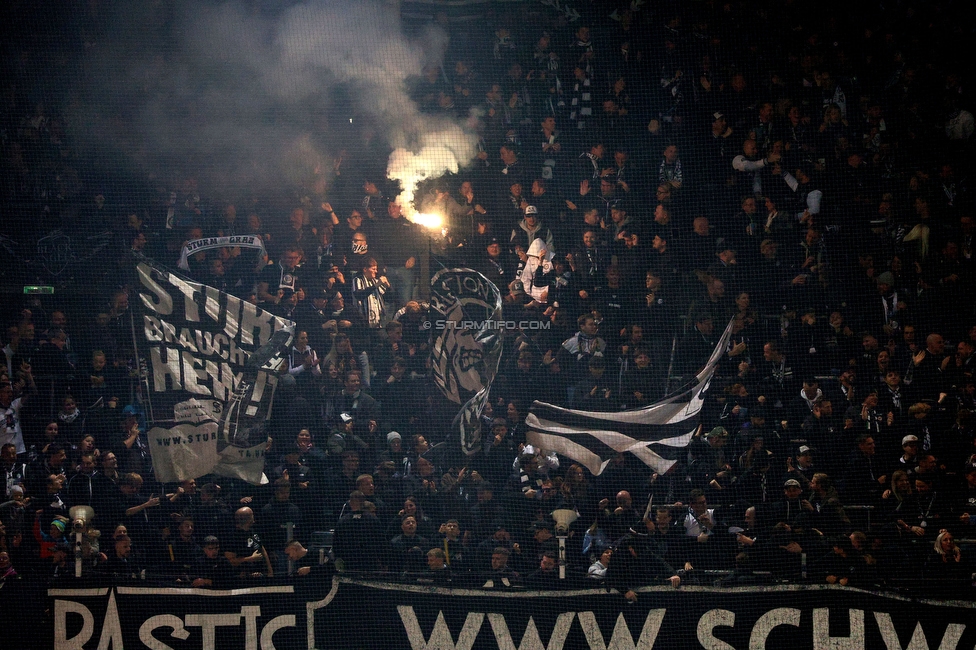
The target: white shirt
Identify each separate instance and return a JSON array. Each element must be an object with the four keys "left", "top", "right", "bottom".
[
  {"left": 1, "top": 398, "right": 25, "bottom": 454},
  {"left": 684, "top": 507, "right": 715, "bottom": 537}
]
